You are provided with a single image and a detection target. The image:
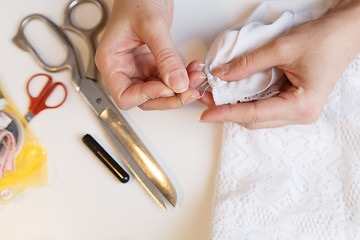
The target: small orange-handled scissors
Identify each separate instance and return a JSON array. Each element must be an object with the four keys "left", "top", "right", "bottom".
[{"left": 24, "top": 73, "right": 67, "bottom": 122}]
